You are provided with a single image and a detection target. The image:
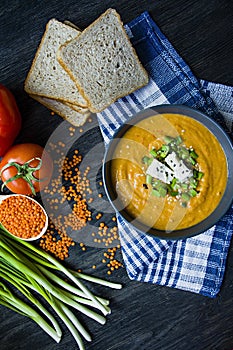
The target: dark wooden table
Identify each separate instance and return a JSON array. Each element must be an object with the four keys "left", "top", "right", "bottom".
[{"left": 1, "top": 1, "right": 233, "bottom": 349}]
